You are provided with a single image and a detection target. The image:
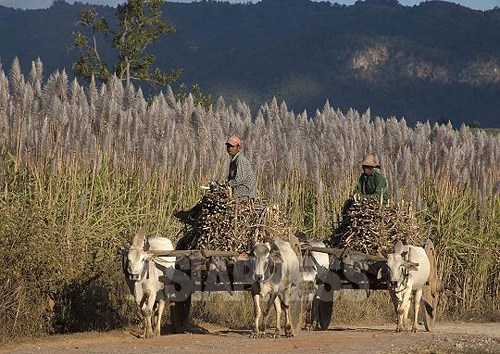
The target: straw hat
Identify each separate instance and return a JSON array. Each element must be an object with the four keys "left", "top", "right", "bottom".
[{"left": 360, "top": 153, "right": 380, "bottom": 168}]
